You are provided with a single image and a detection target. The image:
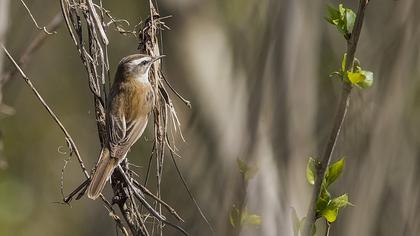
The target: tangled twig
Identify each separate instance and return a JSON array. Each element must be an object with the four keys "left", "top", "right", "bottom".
[{"left": 19, "top": 0, "right": 57, "bottom": 35}]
